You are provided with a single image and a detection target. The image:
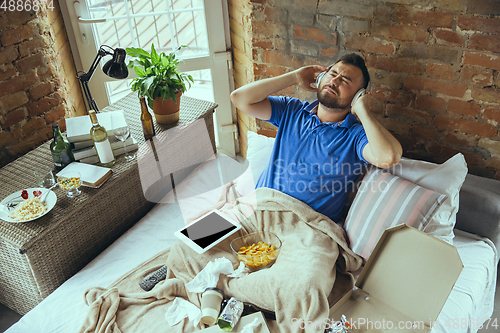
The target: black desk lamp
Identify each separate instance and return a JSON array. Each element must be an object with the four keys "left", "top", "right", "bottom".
[{"left": 76, "top": 45, "right": 128, "bottom": 112}]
